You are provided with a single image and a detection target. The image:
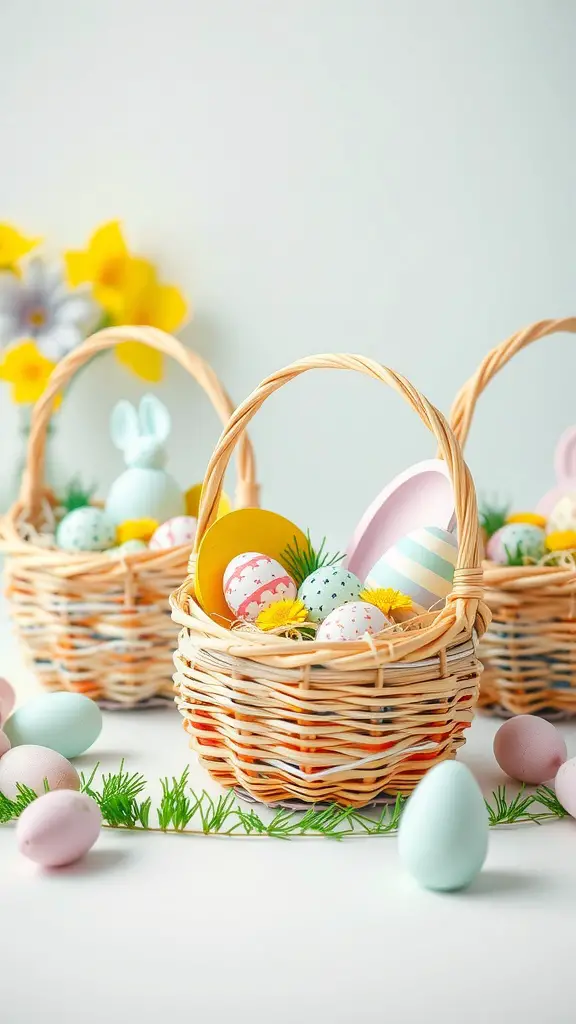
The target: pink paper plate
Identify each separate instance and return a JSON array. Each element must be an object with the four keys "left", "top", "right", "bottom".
[{"left": 345, "top": 459, "right": 456, "bottom": 582}]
